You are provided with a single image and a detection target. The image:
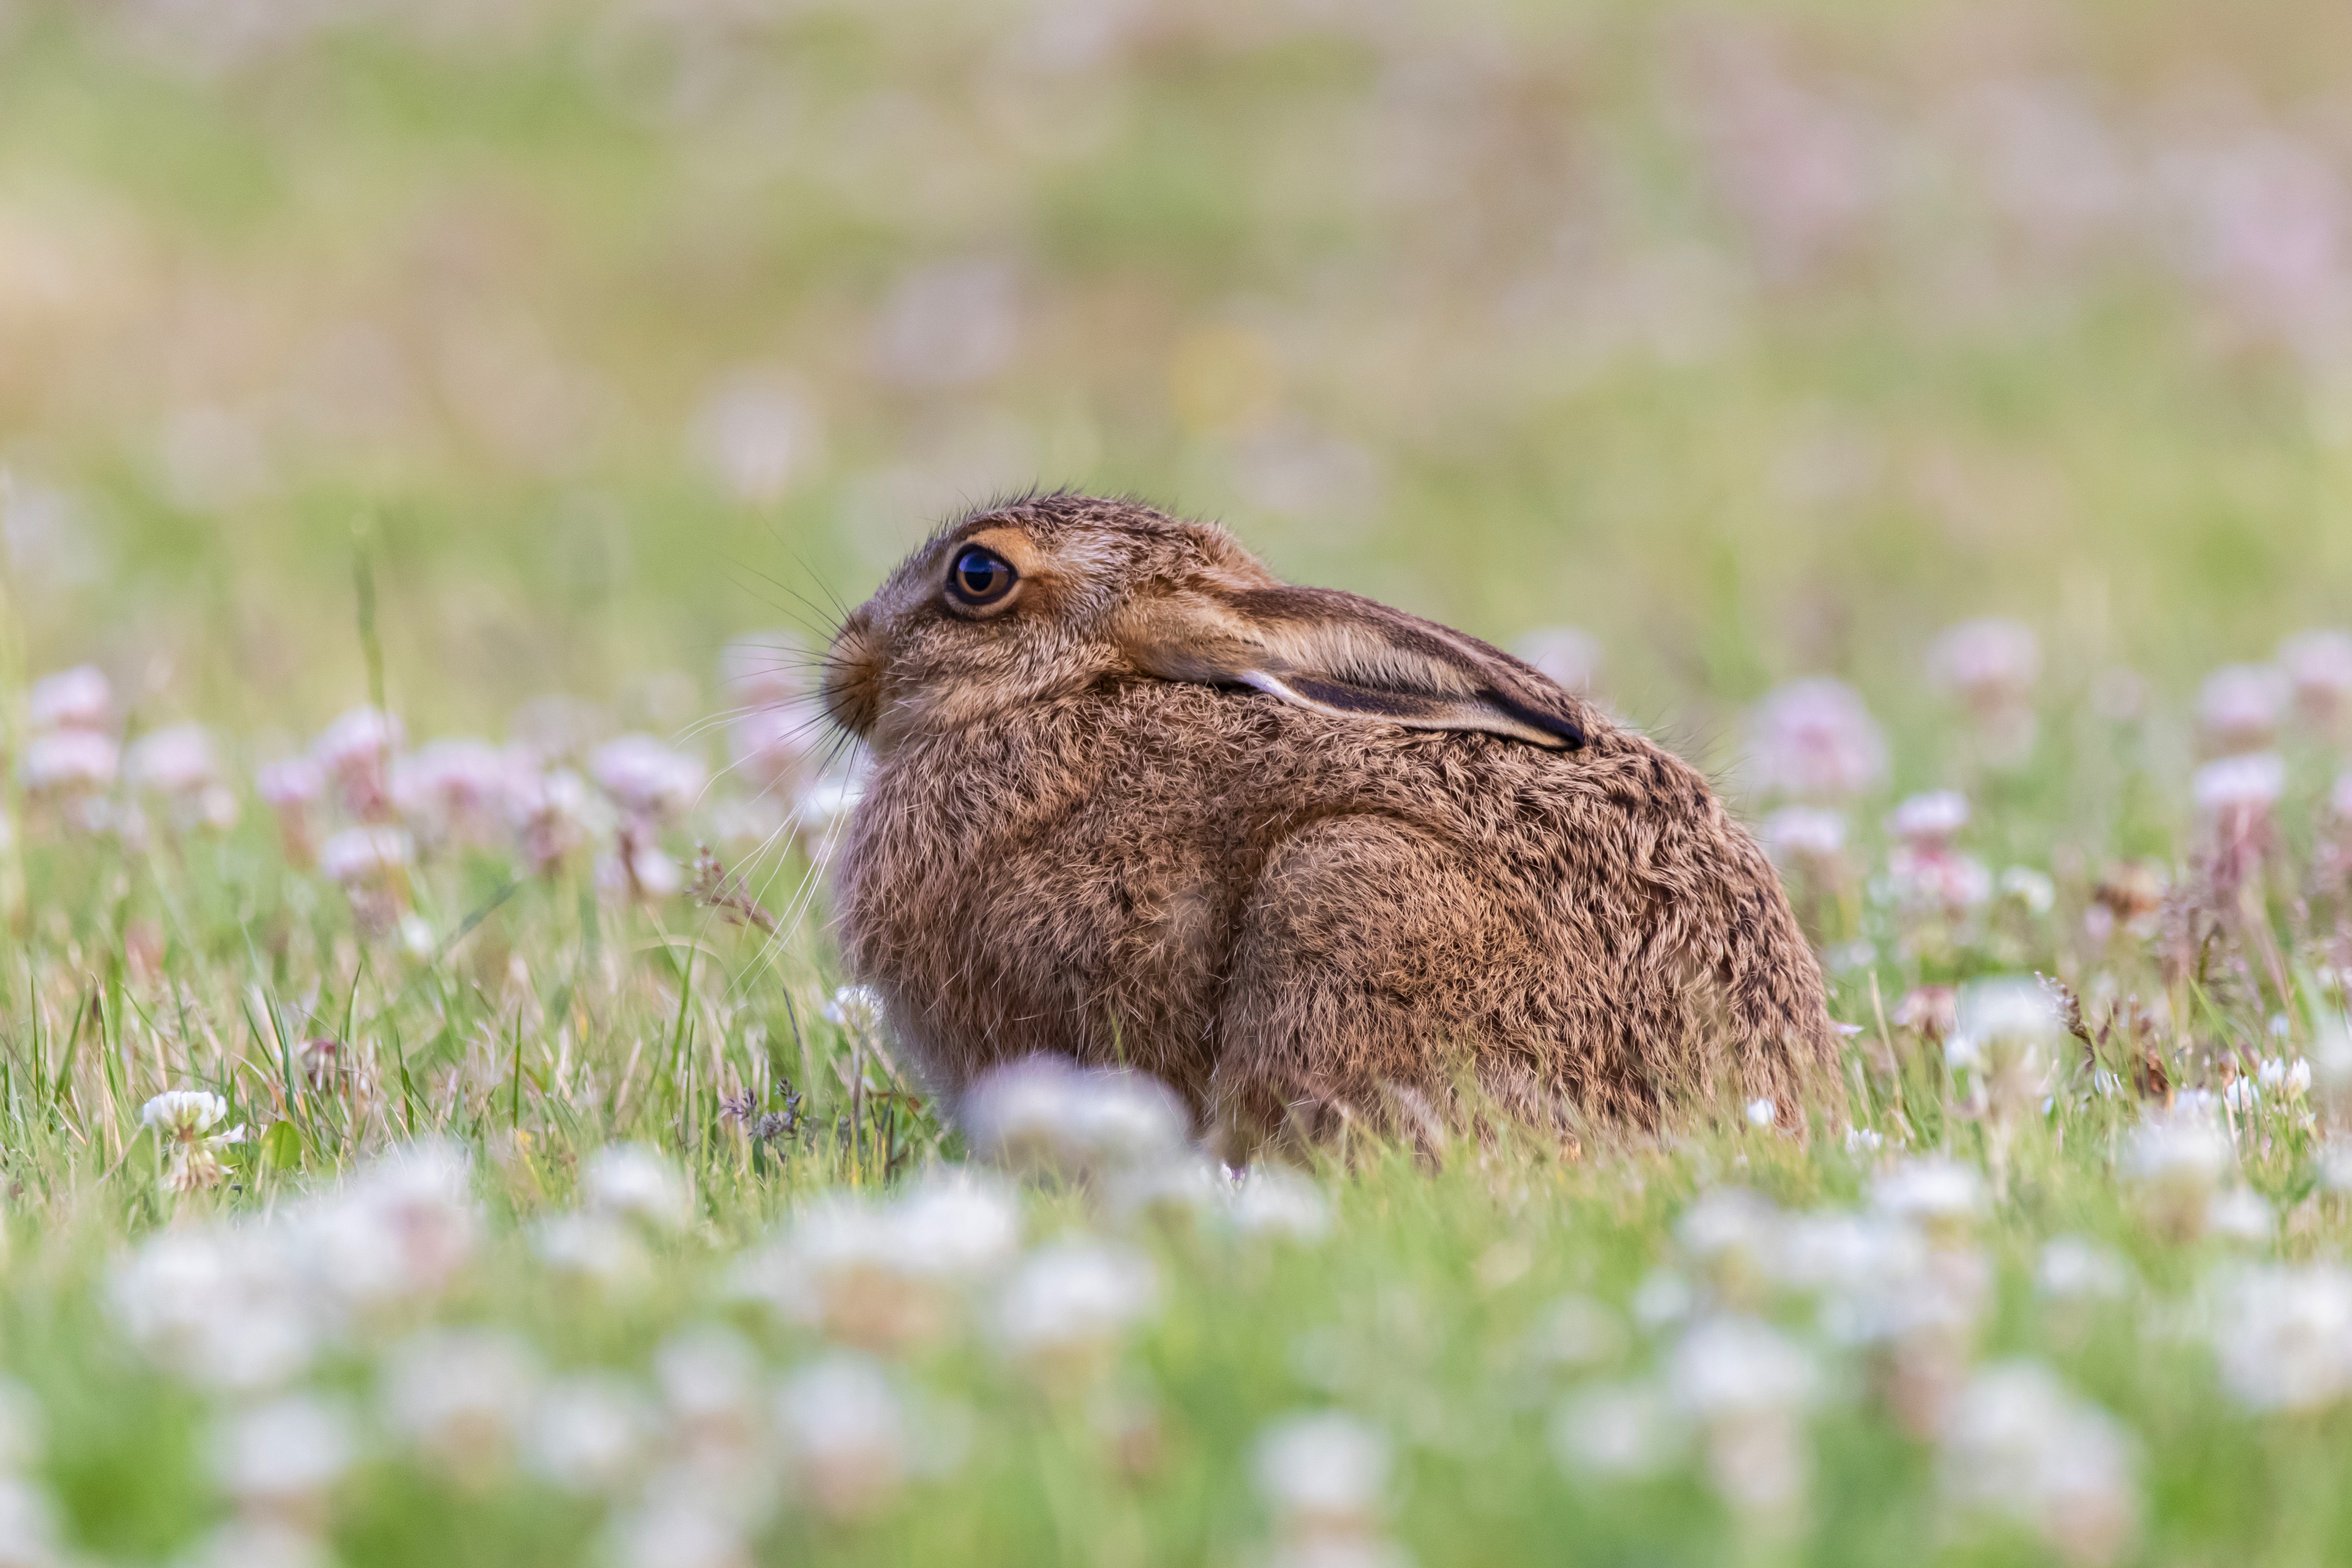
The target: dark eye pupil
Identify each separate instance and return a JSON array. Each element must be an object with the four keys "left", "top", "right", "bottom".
[{"left": 953, "top": 549, "right": 1009, "bottom": 600}]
